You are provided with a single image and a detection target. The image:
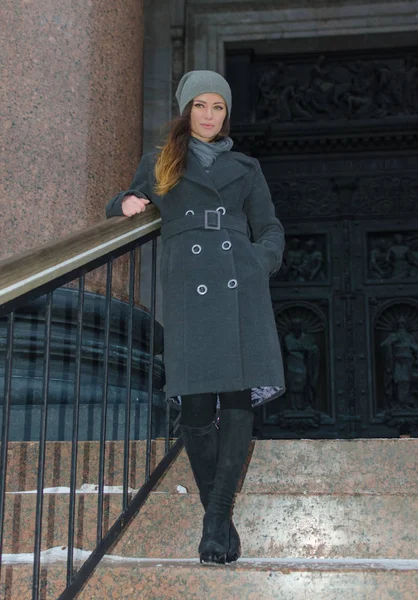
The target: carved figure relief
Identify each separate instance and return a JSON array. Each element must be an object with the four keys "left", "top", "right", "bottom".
[
  {"left": 275, "top": 306, "right": 325, "bottom": 412},
  {"left": 368, "top": 232, "right": 418, "bottom": 280},
  {"left": 271, "top": 179, "right": 338, "bottom": 219},
  {"left": 301, "top": 239, "right": 325, "bottom": 281},
  {"left": 283, "top": 238, "right": 306, "bottom": 281},
  {"left": 255, "top": 53, "right": 418, "bottom": 123},
  {"left": 276, "top": 236, "right": 326, "bottom": 283},
  {"left": 268, "top": 175, "right": 418, "bottom": 221},
  {"left": 352, "top": 177, "right": 418, "bottom": 217},
  {"left": 283, "top": 319, "right": 320, "bottom": 410},
  {"left": 375, "top": 303, "right": 418, "bottom": 410},
  {"left": 370, "top": 237, "right": 388, "bottom": 278}
]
